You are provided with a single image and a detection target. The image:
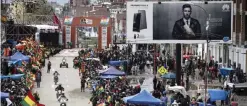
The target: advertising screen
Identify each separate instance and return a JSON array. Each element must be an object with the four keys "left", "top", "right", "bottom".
[{"left": 127, "top": 1, "right": 233, "bottom": 43}]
